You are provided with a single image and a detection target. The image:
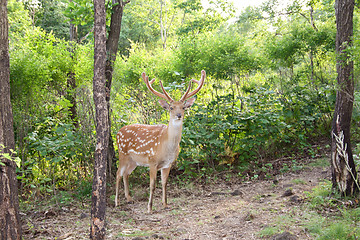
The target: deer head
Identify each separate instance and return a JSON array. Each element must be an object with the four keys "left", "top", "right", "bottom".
[{"left": 141, "top": 70, "right": 206, "bottom": 122}]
